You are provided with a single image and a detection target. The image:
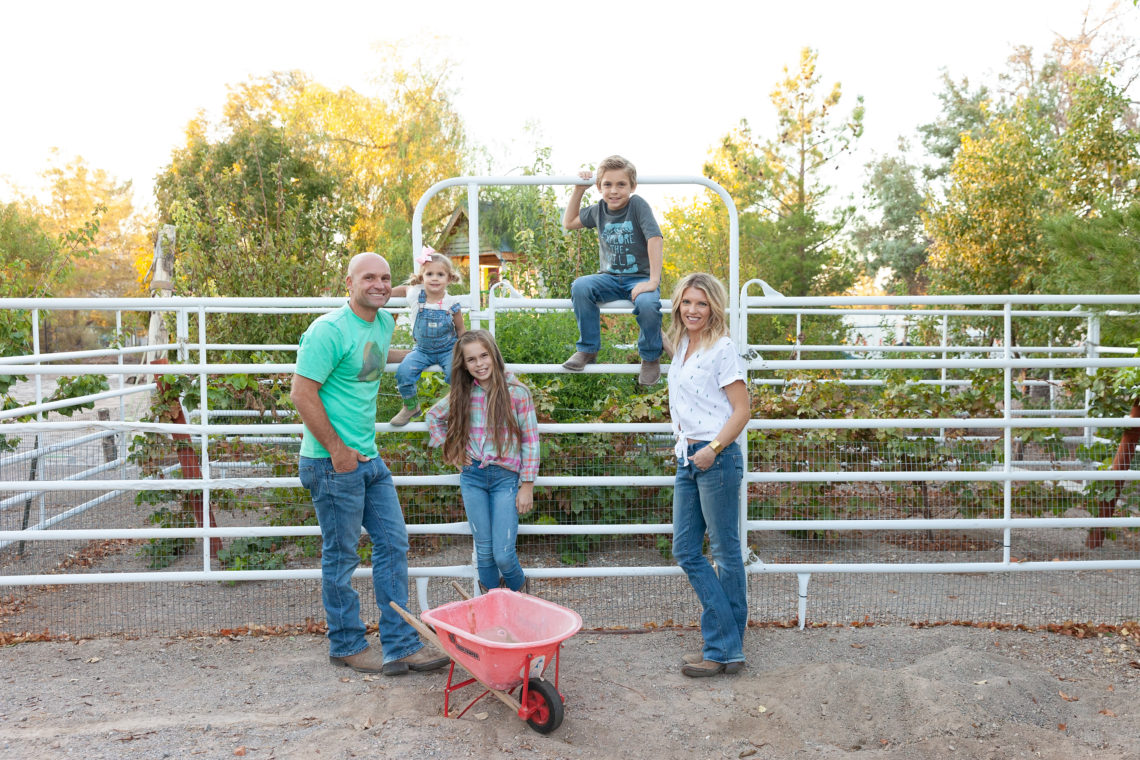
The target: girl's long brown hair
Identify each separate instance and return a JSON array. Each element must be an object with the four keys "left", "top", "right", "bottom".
[{"left": 441, "top": 330, "right": 522, "bottom": 468}]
